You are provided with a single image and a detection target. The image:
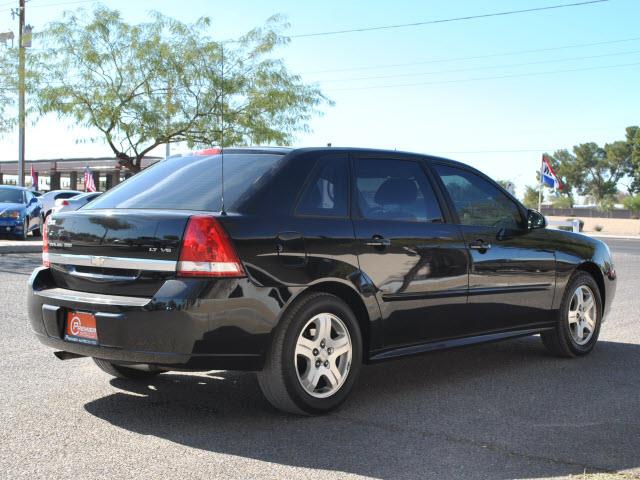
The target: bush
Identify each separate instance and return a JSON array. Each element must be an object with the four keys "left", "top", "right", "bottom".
[{"left": 594, "top": 224, "right": 604, "bottom": 232}]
